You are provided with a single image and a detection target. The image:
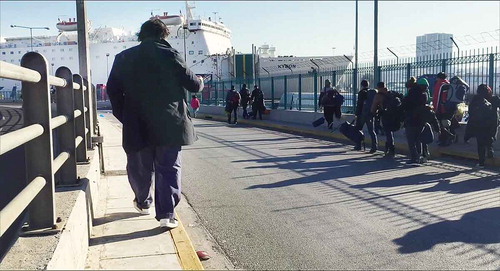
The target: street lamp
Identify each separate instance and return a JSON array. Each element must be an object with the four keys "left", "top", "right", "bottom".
[
  {"left": 310, "top": 58, "right": 321, "bottom": 73},
  {"left": 387, "top": 47, "right": 399, "bottom": 64},
  {"left": 10, "top": 25, "right": 50, "bottom": 52},
  {"left": 332, "top": 47, "right": 336, "bottom": 56},
  {"left": 450, "top": 37, "right": 460, "bottom": 57},
  {"left": 106, "top": 53, "right": 110, "bottom": 77}
]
